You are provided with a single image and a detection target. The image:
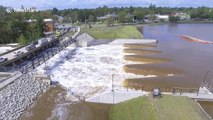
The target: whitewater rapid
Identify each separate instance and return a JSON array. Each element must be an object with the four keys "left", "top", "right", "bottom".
[
  {"left": 36, "top": 44, "right": 152, "bottom": 98},
  {"left": 31, "top": 44, "right": 156, "bottom": 120}
]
